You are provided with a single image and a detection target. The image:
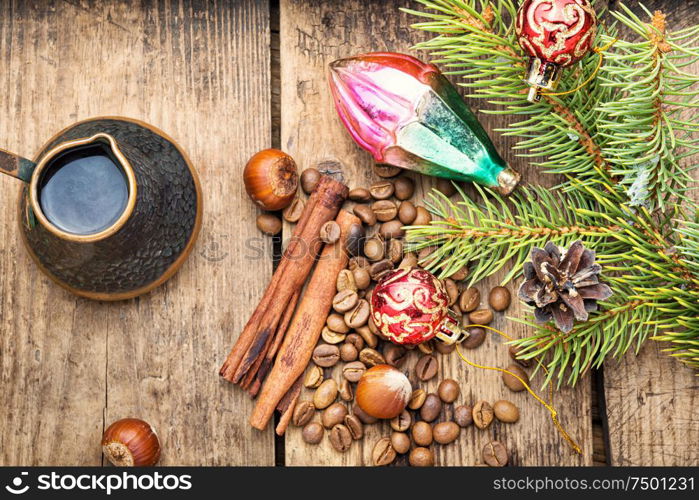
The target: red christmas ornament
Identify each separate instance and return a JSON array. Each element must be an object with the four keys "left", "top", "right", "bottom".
[
  {"left": 370, "top": 268, "right": 462, "bottom": 345},
  {"left": 515, "top": 0, "right": 597, "bottom": 102}
]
